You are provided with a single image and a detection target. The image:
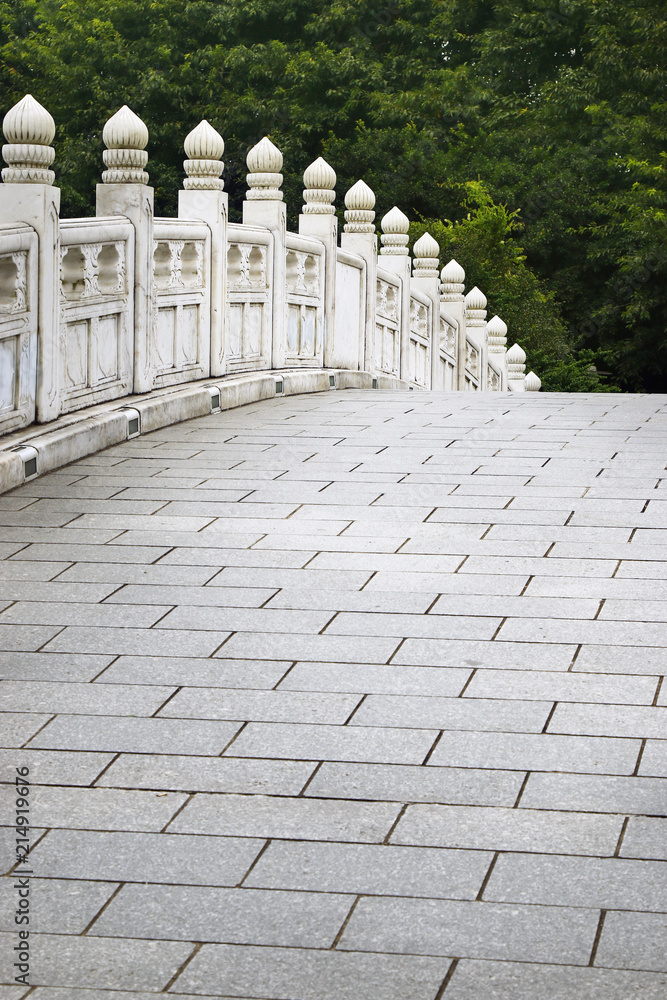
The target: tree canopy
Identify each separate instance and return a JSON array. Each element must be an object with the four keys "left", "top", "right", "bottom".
[{"left": 1, "top": 0, "right": 664, "bottom": 390}]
